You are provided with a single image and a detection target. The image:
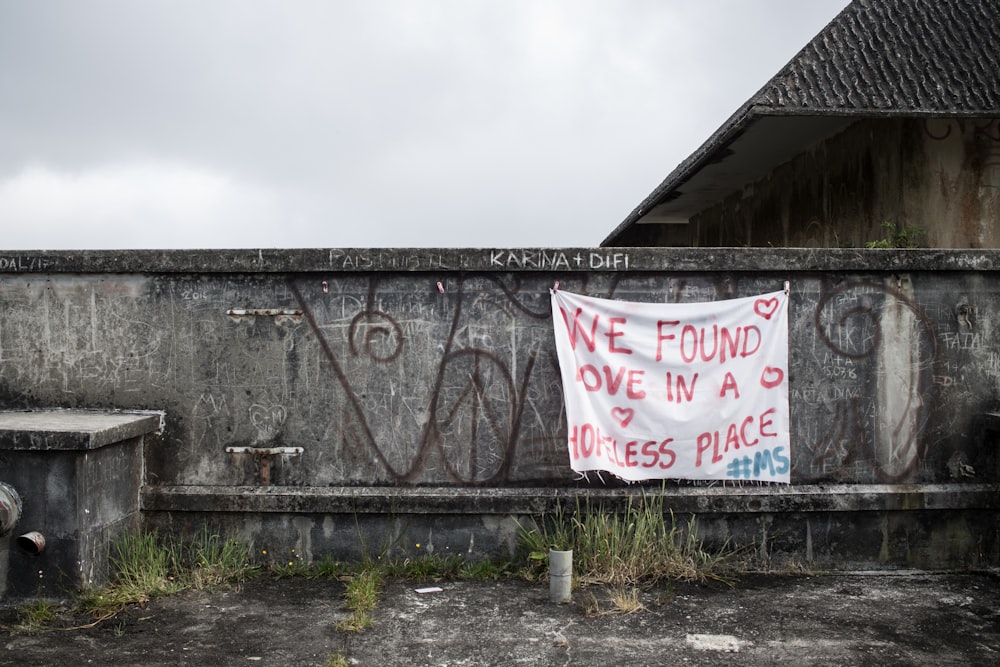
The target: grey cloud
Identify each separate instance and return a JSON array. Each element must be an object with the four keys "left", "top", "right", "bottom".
[{"left": 0, "top": 0, "right": 850, "bottom": 248}]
